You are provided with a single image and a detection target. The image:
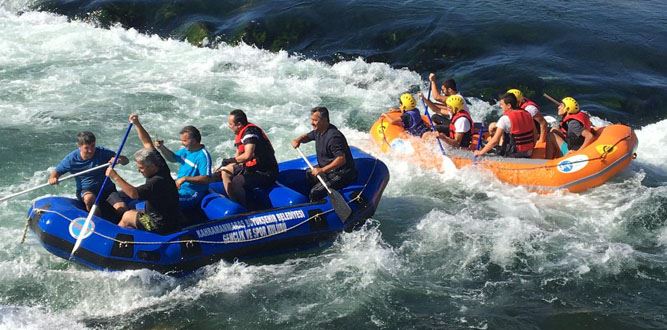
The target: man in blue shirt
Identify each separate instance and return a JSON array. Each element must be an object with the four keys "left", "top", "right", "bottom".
[
  {"left": 48, "top": 131, "right": 129, "bottom": 215},
  {"left": 154, "top": 125, "right": 212, "bottom": 208}
]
